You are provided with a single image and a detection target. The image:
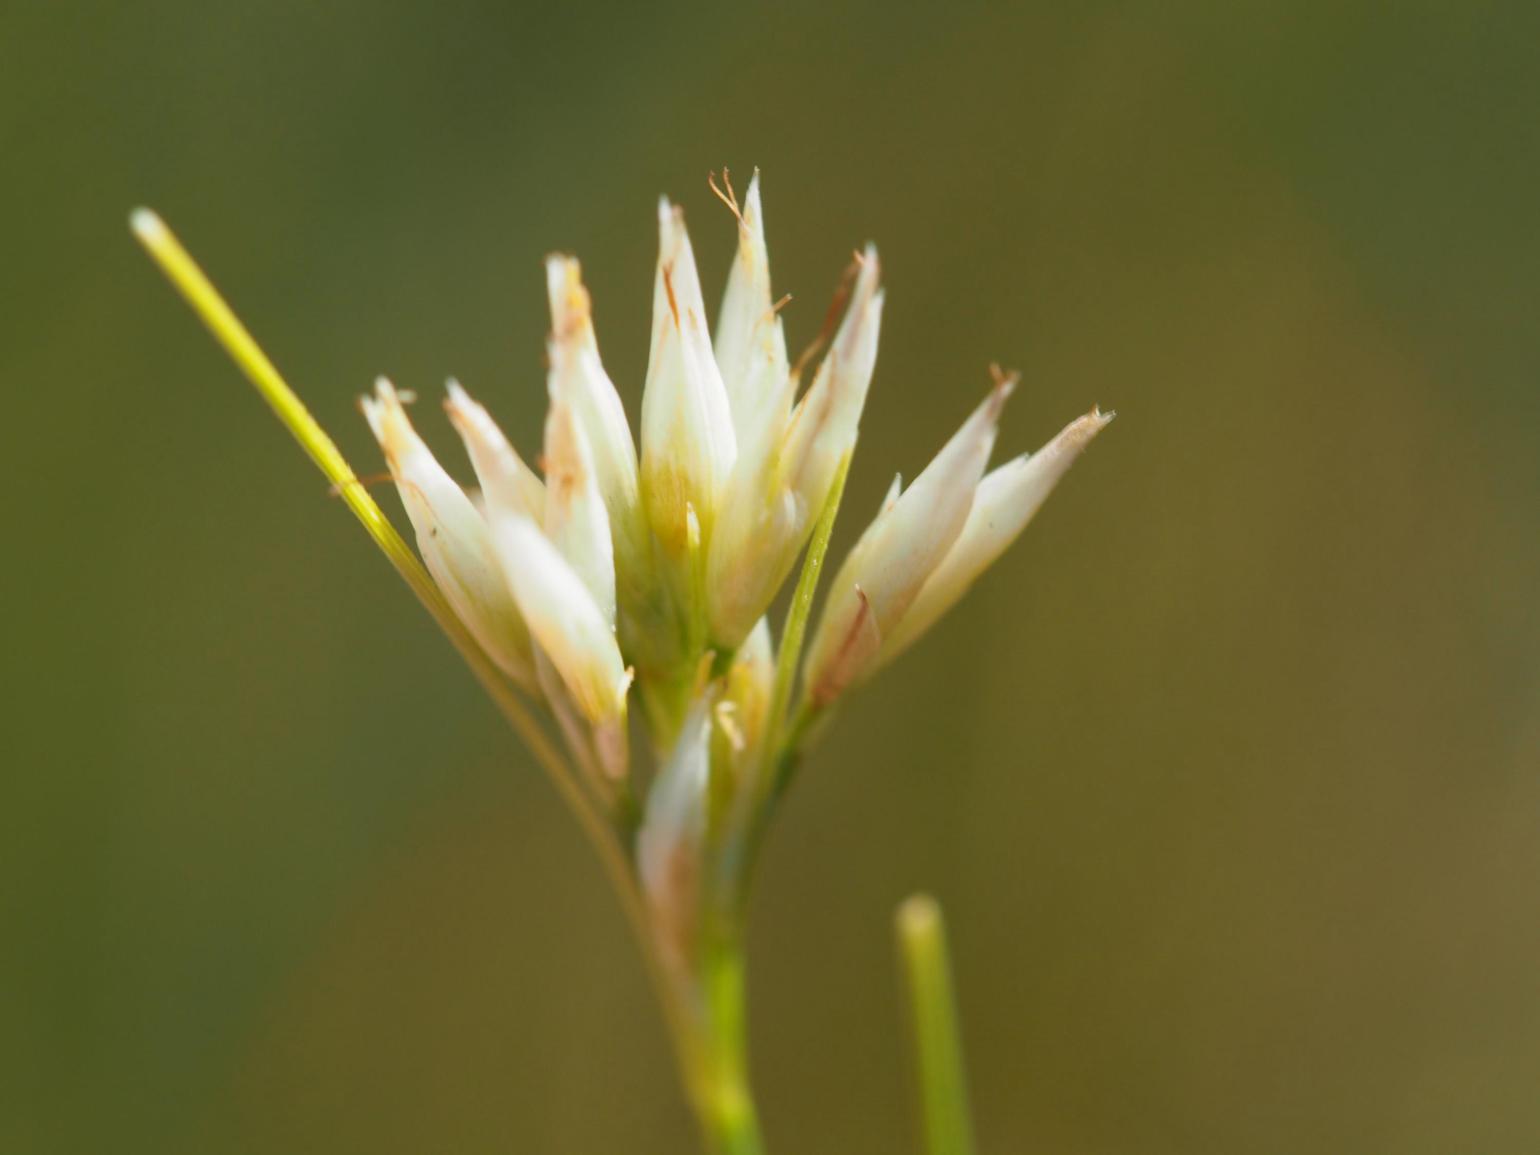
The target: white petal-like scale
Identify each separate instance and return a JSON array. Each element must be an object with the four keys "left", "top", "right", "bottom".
[
  {"left": 778, "top": 248, "right": 883, "bottom": 505},
  {"left": 641, "top": 200, "right": 739, "bottom": 554},
  {"left": 545, "top": 256, "right": 647, "bottom": 575},
  {"left": 637, "top": 699, "right": 712, "bottom": 963},
  {"left": 487, "top": 512, "right": 630, "bottom": 726},
  {"left": 361, "top": 378, "right": 535, "bottom": 688},
  {"left": 705, "top": 250, "right": 884, "bottom": 650},
  {"left": 543, "top": 398, "right": 617, "bottom": 628},
  {"left": 713, "top": 172, "right": 791, "bottom": 446},
  {"left": 803, "top": 374, "right": 1014, "bottom": 704},
  {"left": 443, "top": 379, "right": 545, "bottom": 523},
  {"left": 881, "top": 408, "right": 1113, "bottom": 663}
]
